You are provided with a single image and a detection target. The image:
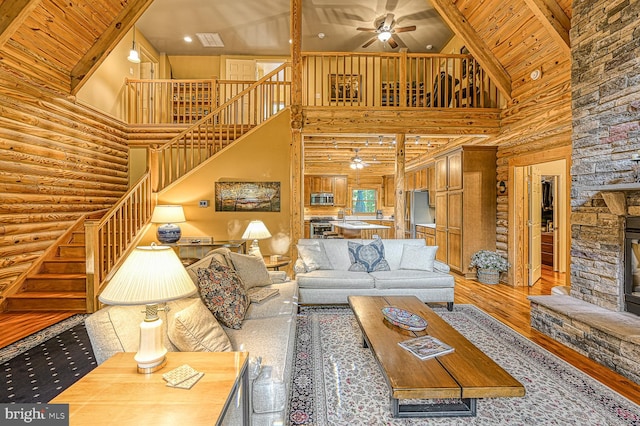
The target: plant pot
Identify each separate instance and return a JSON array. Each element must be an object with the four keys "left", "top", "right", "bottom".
[{"left": 477, "top": 268, "right": 500, "bottom": 285}]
